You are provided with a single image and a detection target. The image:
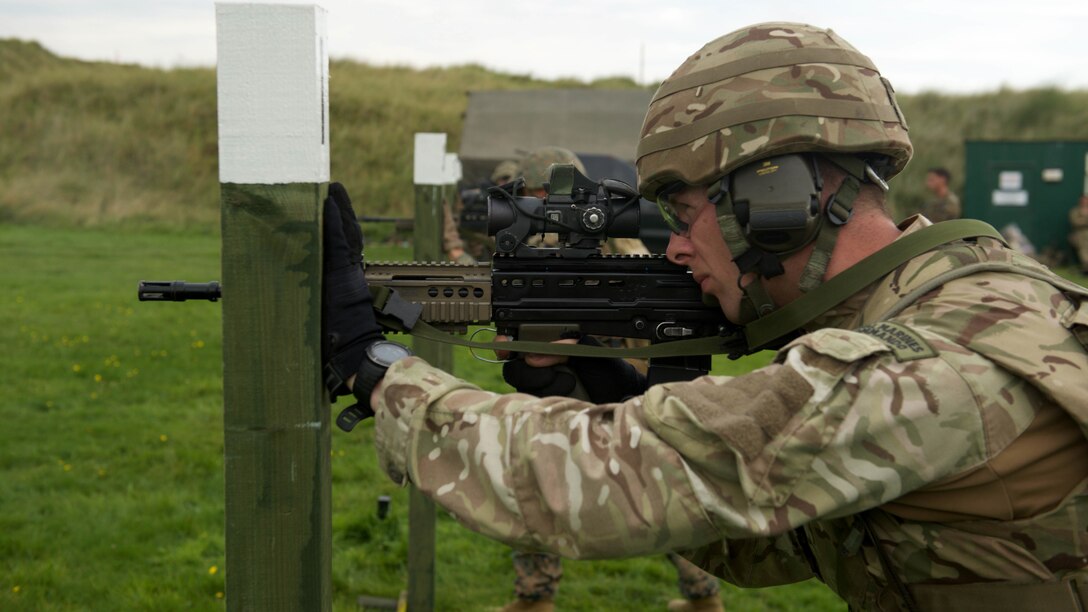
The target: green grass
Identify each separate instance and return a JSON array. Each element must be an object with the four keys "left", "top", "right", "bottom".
[{"left": 0, "top": 224, "right": 845, "bottom": 611}]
